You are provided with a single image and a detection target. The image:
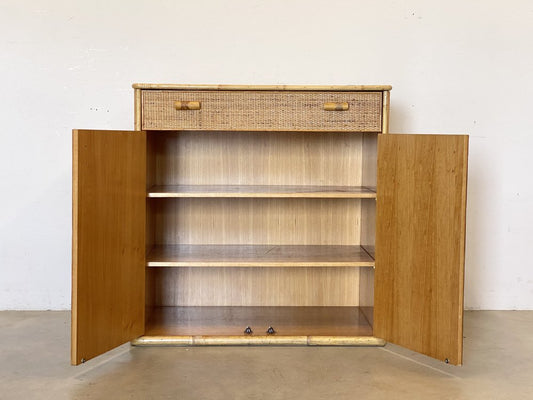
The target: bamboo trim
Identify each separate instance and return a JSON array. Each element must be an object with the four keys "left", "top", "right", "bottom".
[
  {"left": 382, "top": 91, "right": 390, "bottom": 134},
  {"left": 307, "top": 336, "right": 385, "bottom": 346},
  {"left": 131, "top": 335, "right": 386, "bottom": 346},
  {"left": 132, "top": 83, "right": 392, "bottom": 92},
  {"left": 134, "top": 88, "right": 142, "bottom": 131},
  {"left": 132, "top": 336, "right": 193, "bottom": 346},
  {"left": 194, "top": 336, "right": 308, "bottom": 345}
]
